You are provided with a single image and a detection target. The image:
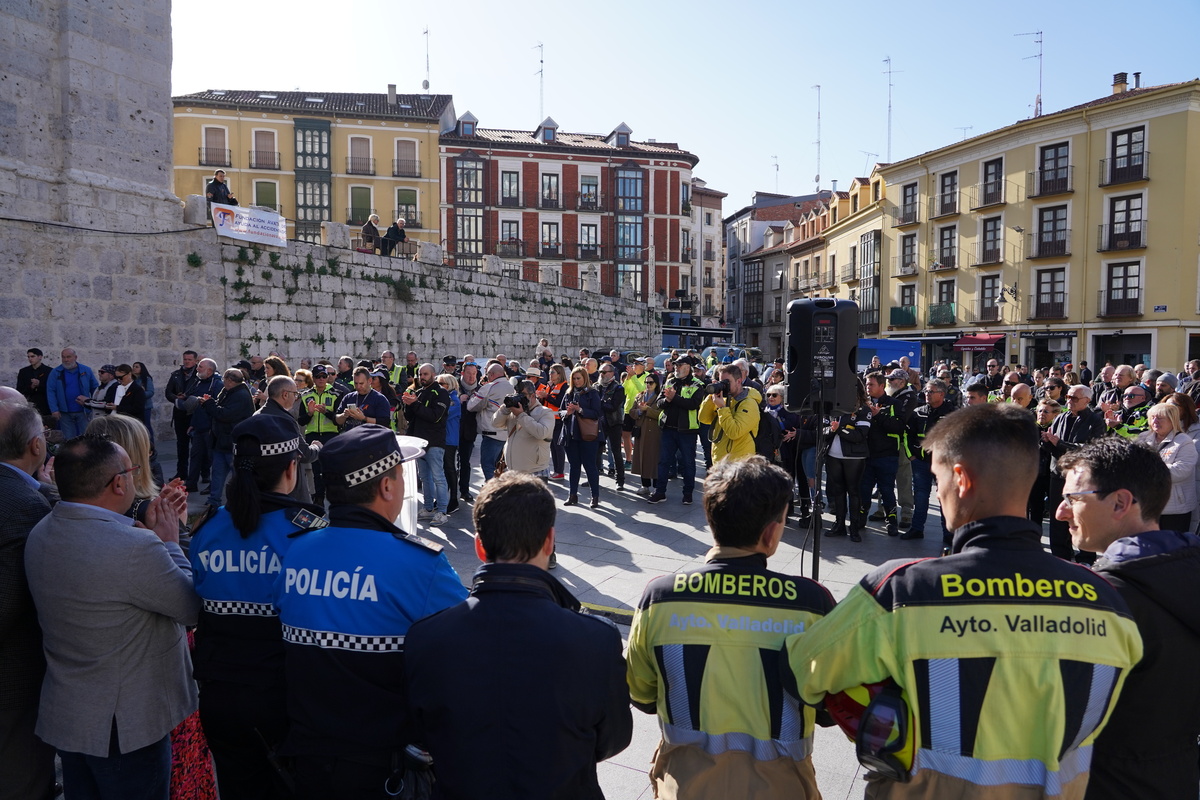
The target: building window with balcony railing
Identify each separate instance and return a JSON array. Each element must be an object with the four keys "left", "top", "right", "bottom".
[
  {"left": 938, "top": 226, "right": 957, "bottom": 268},
  {"left": 978, "top": 274, "right": 1001, "bottom": 322},
  {"left": 1103, "top": 194, "right": 1144, "bottom": 251},
  {"left": 499, "top": 171, "right": 520, "bottom": 207},
  {"left": 1034, "top": 268, "right": 1066, "bottom": 319},
  {"left": 900, "top": 234, "right": 917, "bottom": 273},
  {"left": 937, "top": 171, "right": 958, "bottom": 216},
  {"left": 347, "top": 186, "right": 372, "bottom": 226},
  {"left": 578, "top": 176, "right": 600, "bottom": 210},
  {"left": 1035, "top": 142, "right": 1071, "bottom": 195},
  {"left": 201, "top": 126, "right": 230, "bottom": 167},
  {"left": 540, "top": 222, "right": 561, "bottom": 258},
  {"left": 253, "top": 181, "right": 279, "bottom": 214},
  {"left": 1101, "top": 261, "right": 1142, "bottom": 316},
  {"left": 347, "top": 136, "right": 374, "bottom": 175},
  {"left": 1035, "top": 205, "right": 1069, "bottom": 257},
  {"left": 579, "top": 223, "right": 599, "bottom": 260},
  {"left": 496, "top": 220, "right": 522, "bottom": 258},
  {"left": 455, "top": 159, "right": 483, "bottom": 204},
  {"left": 540, "top": 174, "right": 560, "bottom": 209},
  {"left": 456, "top": 207, "right": 484, "bottom": 263},
  {"left": 616, "top": 169, "right": 644, "bottom": 212},
  {"left": 979, "top": 157, "right": 1004, "bottom": 206},
  {"left": 393, "top": 140, "right": 419, "bottom": 177},
  {"left": 1104, "top": 126, "right": 1147, "bottom": 185},
  {"left": 979, "top": 217, "right": 1002, "bottom": 264}
]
